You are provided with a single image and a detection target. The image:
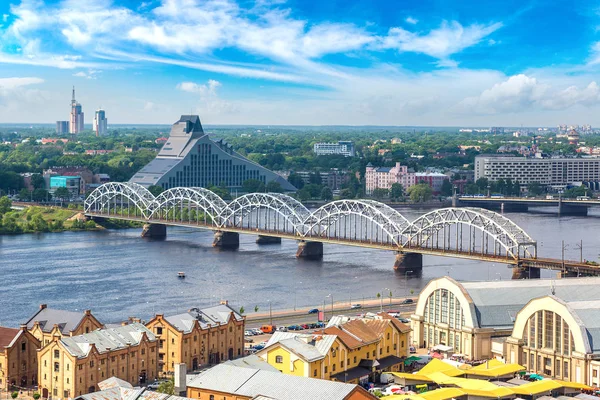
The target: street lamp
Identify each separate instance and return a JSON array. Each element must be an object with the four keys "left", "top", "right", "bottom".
[
  {"left": 405, "top": 271, "right": 413, "bottom": 299},
  {"left": 326, "top": 294, "right": 333, "bottom": 318},
  {"left": 380, "top": 288, "right": 389, "bottom": 312},
  {"left": 268, "top": 300, "right": 273, "bottom": 326}
]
